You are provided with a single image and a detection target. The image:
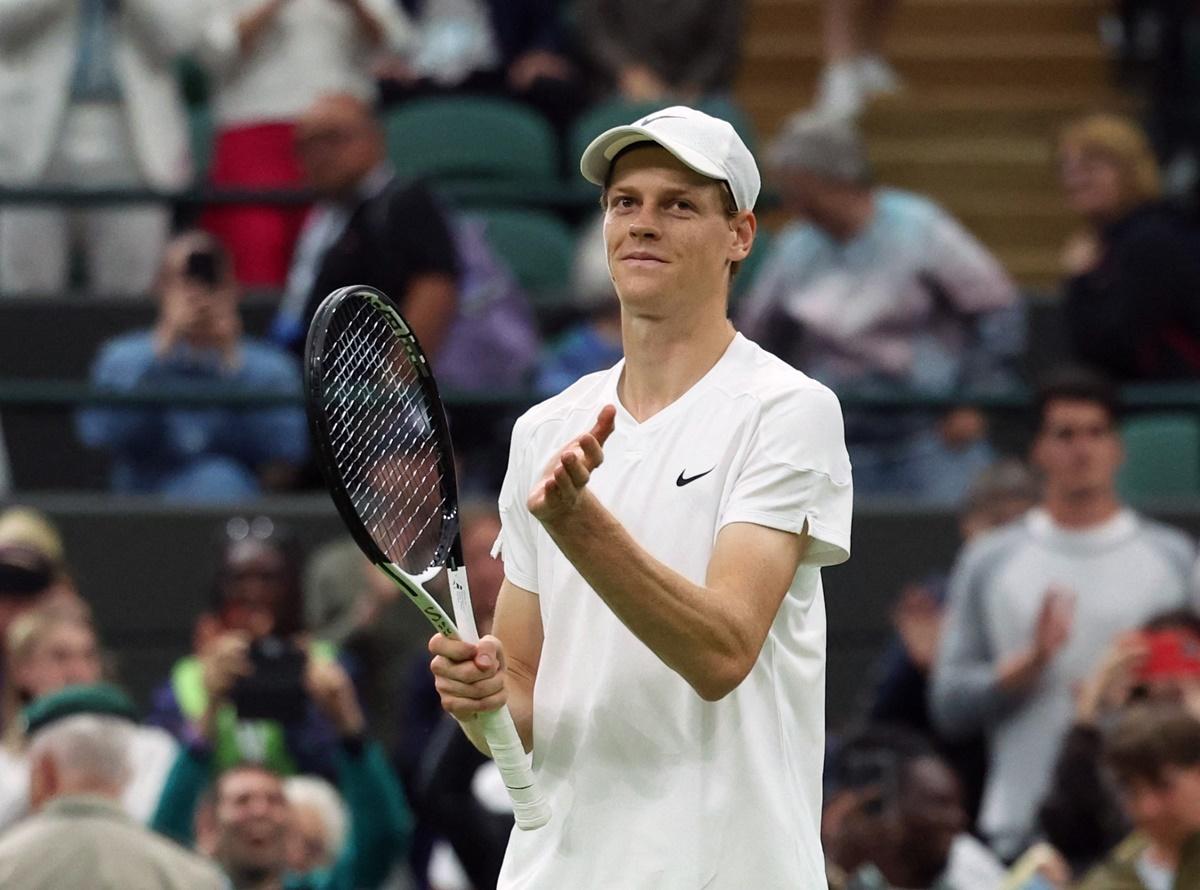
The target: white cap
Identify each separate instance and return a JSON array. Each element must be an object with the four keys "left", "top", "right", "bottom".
[{"left": 579, "top": 106, "right": 761, "bottom": 211}]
